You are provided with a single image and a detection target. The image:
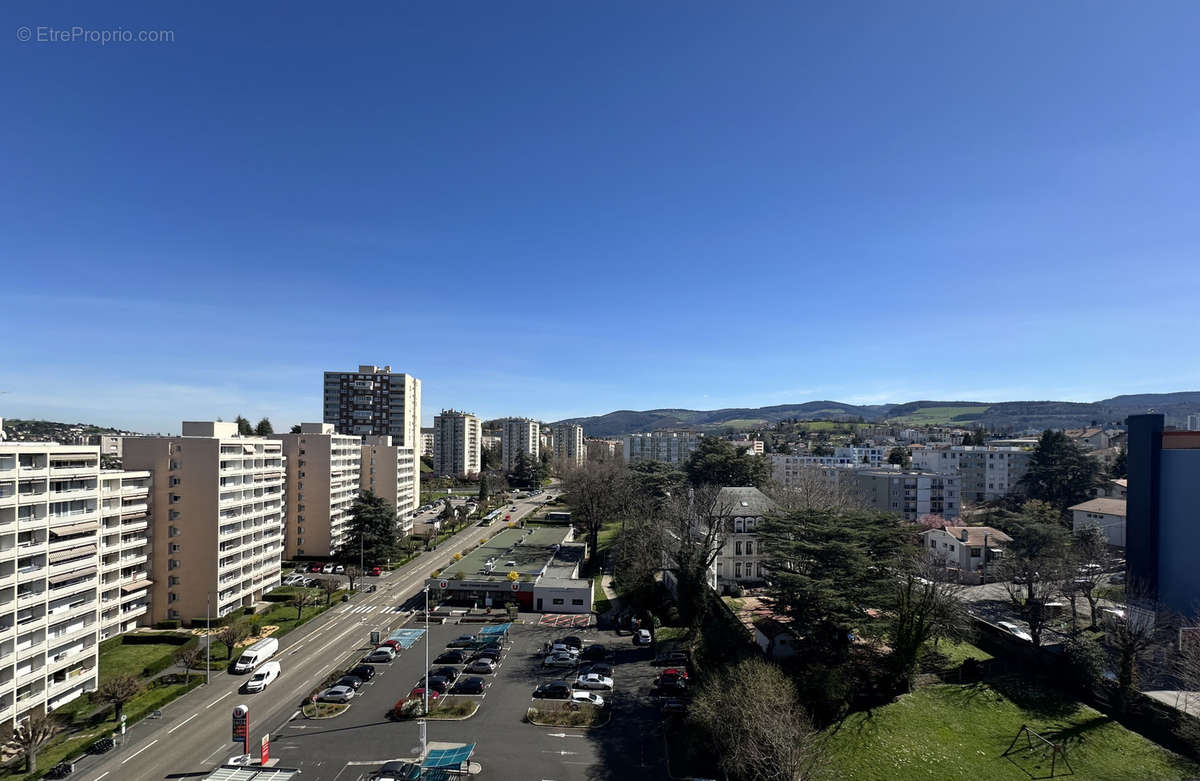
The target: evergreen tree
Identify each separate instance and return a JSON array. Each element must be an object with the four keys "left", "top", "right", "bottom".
[
  {"left": 887, "top": 446, "right": 910, "bottom": 468},
  {"left": 477, "top": 474, "right": 489, "bottom": 507},
  {"left": 289, "top": 424, "right": 302, "bottom": 433},
  {"left": 234, "top": 415, "right": 253, "bottom": 436},
  {"left": 344, "top": 490, "right": 400, "bottom": 564},
  {"left": 1110, "top": 447, "right": 1128, "bottom": 480},
  {"left": 684, "top": 437, "right": 771, "bottom": 487},
  {"left": 1019, "top": 429, "right": 1102, "bottom": 517},
  {"left": 254, "top": 418, "right": 274, "bottom": 436}
]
